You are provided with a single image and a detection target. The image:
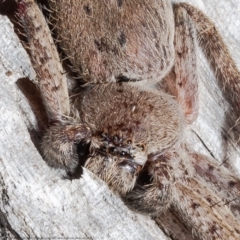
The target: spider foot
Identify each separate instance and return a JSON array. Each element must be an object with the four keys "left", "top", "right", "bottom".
[
  {"left": 41, "top": 122, "right": 92, "bottom": 174},
  {"left": 123, "top": 155, "right": 173, "bottom": 215},
  {"left": 123, "top": 183, "right": 172, "bottom": 216}
]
